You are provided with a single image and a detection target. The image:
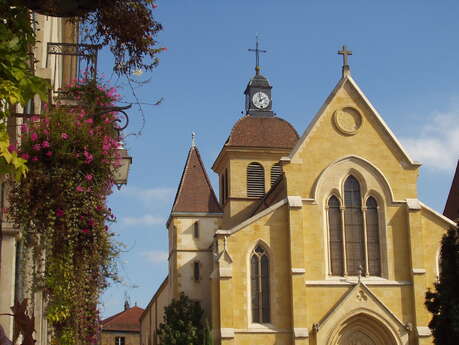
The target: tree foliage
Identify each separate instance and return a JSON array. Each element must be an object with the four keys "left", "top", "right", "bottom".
[
  {"left": 158, "top": 293, "right": 205, "bottom": 345},
  {"left": 425, "top": 227, "right": 459, "bottom": 345}
]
